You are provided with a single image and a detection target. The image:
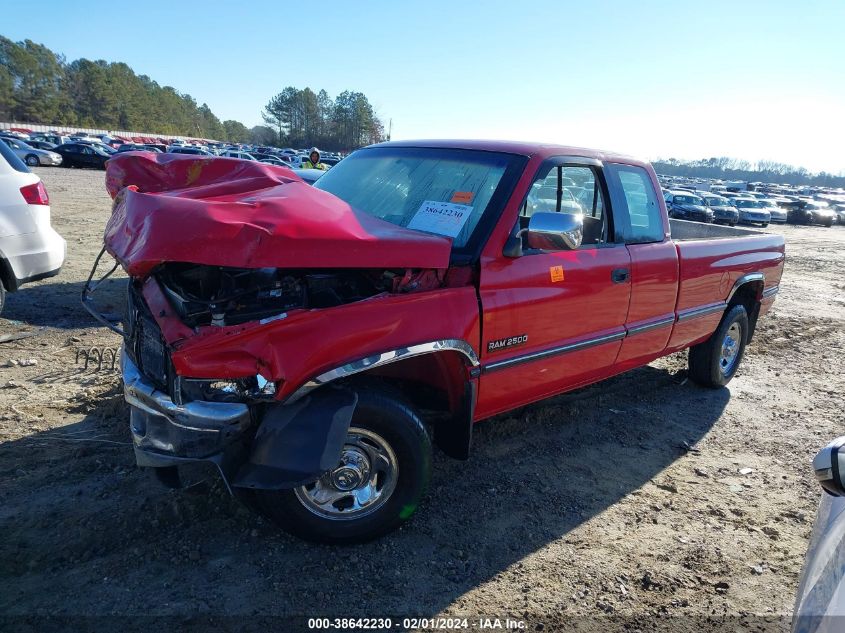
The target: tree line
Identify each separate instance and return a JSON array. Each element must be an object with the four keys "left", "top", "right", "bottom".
[
  {"left": 653, "top": 157, "right": 845, "bottom": 188},
  {"left": 0, "top": 36, "right": 386, "bottom": 150},
  {"left": 262, "top": 87, "right": 385, "bottom": 151}
]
